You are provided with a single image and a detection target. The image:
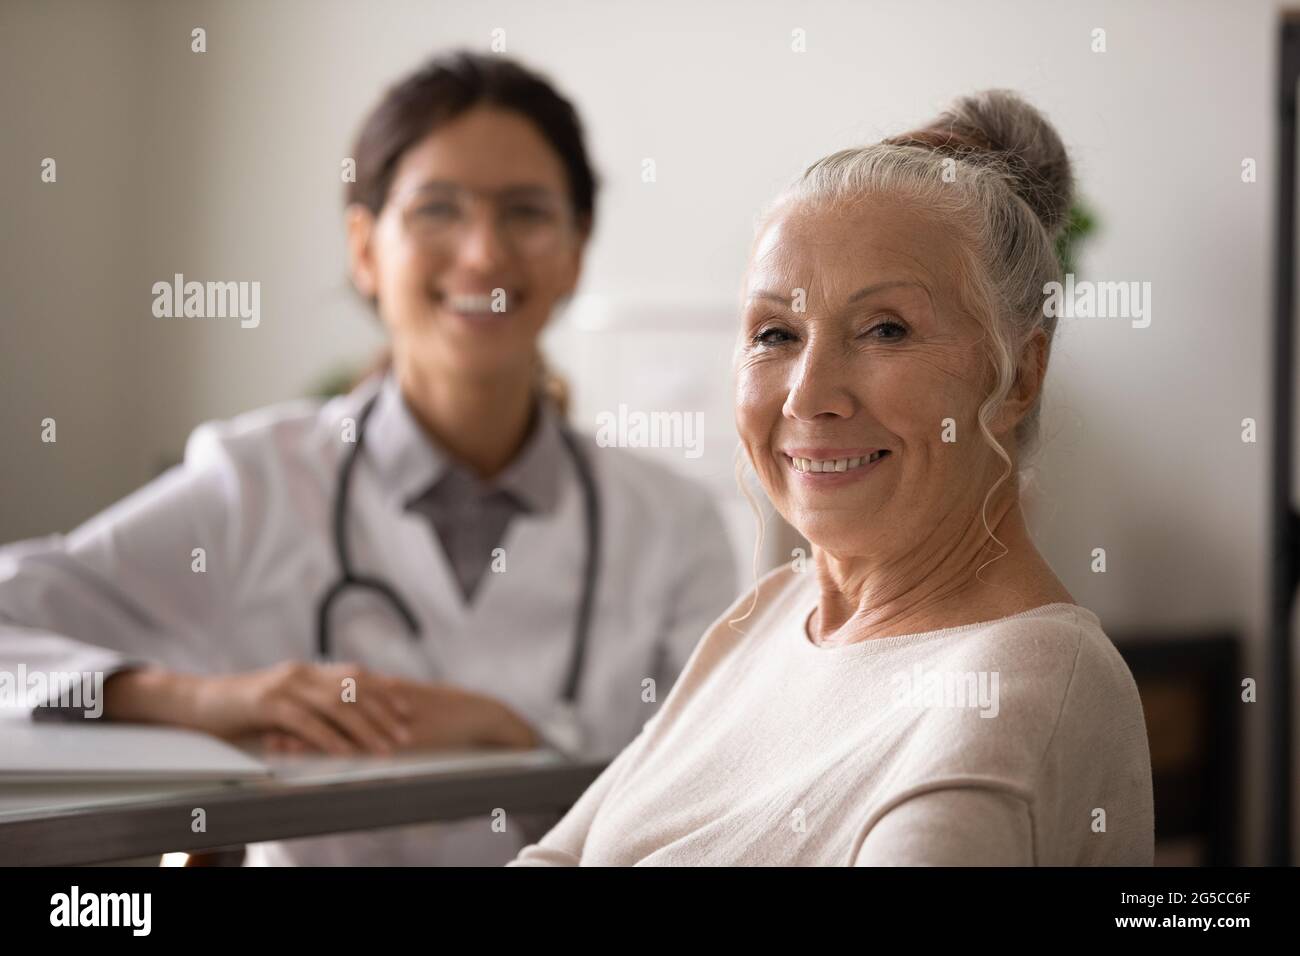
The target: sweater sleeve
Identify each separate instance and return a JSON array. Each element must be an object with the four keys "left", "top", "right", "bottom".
[
  {"left": 506, "top": 712, "right": 659, "bottom": 866},
  {"left": 852, "top": 786, "right": 1035, "bottom": 866}
]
